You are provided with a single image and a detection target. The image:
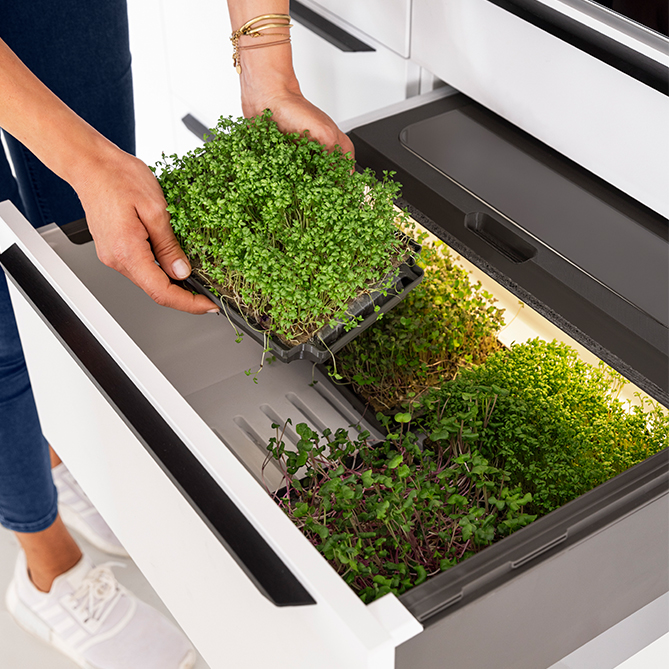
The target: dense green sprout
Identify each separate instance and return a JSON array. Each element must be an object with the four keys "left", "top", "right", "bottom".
[
  {"left": 335, "top": 236, "right": 504, "bottom": 411},
  {"left": 155, "top": 111, "right": 411, "bottom": 344},
  {"left": 419, "top": 339, "right": 669, "bottom": 514}
]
